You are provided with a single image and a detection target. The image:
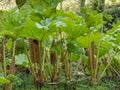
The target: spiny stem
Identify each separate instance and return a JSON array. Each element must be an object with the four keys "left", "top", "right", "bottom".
[
  {"left": 88, "top": 33, "right": 94, "bottom": 80},
  {"left": 42, "top": 40, "right": 45, "bottom": 72},
  {"left": 9, "top": 41, "right": 16, "bottom": 75},
  {"left": 3, "top": 39, "right": 7, "bottom": 78},
  {"left": 3, "top": 39, "right": 8, "bottom": 90},
  {"left": 9, "top": 41, "right": 16, "bottom": 90},
  {"left": 39, "top": 42, "right": 42, "bottom": 75},
  {"left": 94, "top": 37, "right": 101, "bottom": 80},
  {"left": 22, "top": 38, "right": 35, "bottom": 77}
]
